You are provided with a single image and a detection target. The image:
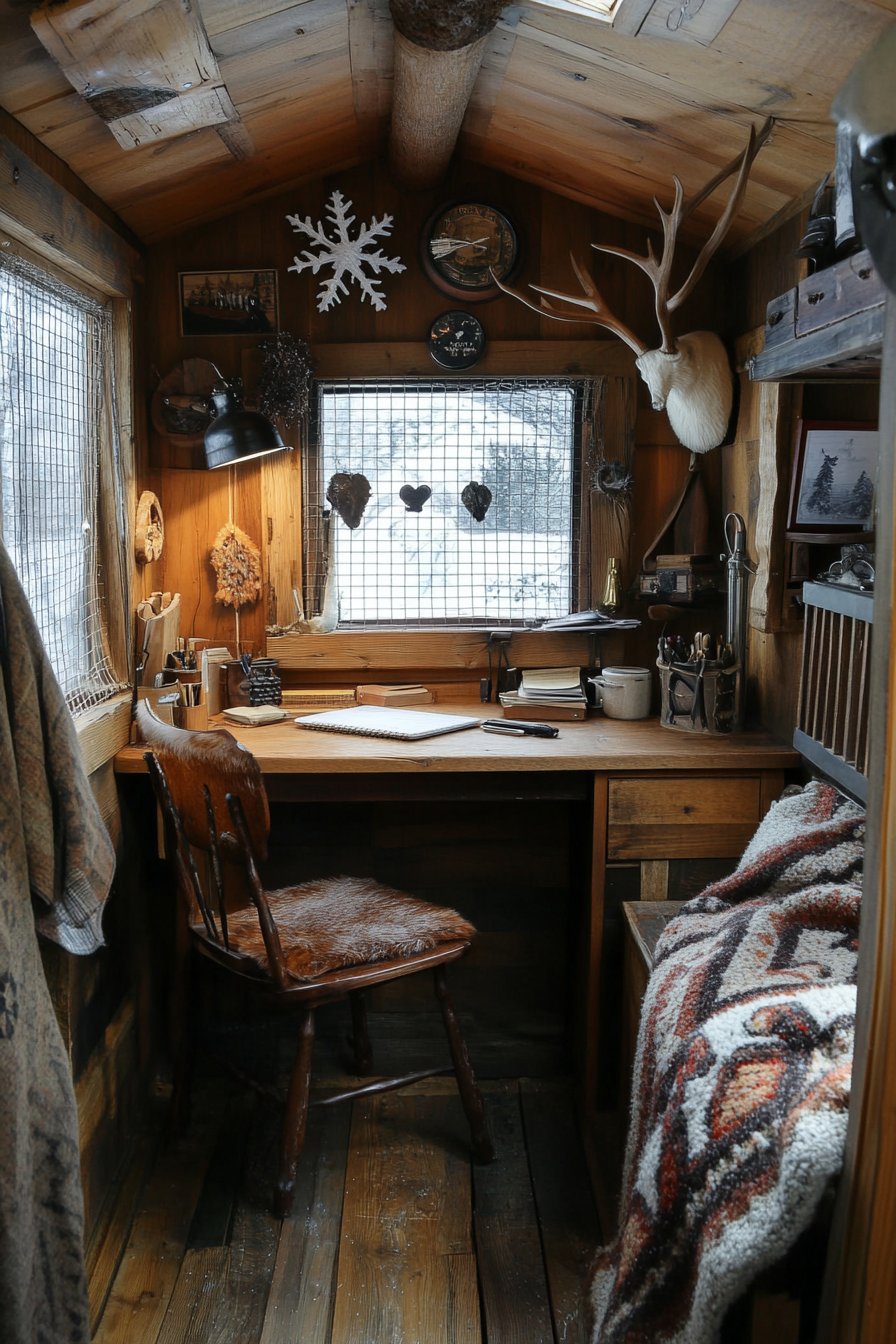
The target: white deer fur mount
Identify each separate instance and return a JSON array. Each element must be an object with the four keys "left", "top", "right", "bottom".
[
  {"left": 496, "top": 119, "right": 773, "bottom": 455},
  {"left": 636, "top": 333, "right": 733, "bottom": 455}
]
